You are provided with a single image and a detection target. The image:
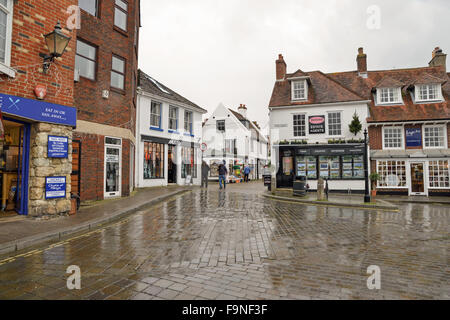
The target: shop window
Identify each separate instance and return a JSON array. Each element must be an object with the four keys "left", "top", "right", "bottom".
[
  {"left": 424, "top": 126, "right": 445, "bottom": 148},
  {"left": 143, "top": 142, "right": 164, "bottom": 179},
  {"left": 181, "top": 146, "right": 197, "bottom": 178},
  {"left": 296, "top": 156, "right": 317, "bottom": 179},
  {"left": 111, "top": 55, "right": 125, "bottom": 90},
  {"left": 169, "top": 106, "right": 178, "bottom": 130},
  {"left": 75, "top": 39, "right": 97, "bottom": 80},
  {"left": 383, "top": 127, "right": 403, "bottom": 149},
  {"left": 328, "top": 112, "right": 342, "bottom": 136},
  {"left": 79, "top": 0, "right": 98, "bottom": 16},
  {"left": 293, "top": 114, "right": 306, "bottom": 137},
  {"left": 377, "top": 161, "right": 406, "bottom": 187},
  {"left": 428, "top": 160, "right": 449, "bottom": 188},
  {"left": 114, "top": 0, "right": 128, "bottom": 31}
]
